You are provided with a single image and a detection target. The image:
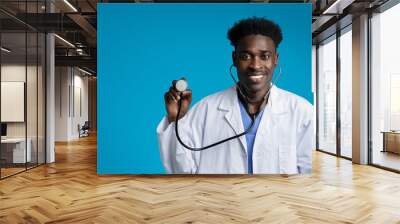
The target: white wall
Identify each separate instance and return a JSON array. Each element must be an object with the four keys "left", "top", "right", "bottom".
[
  {"left": 55, "top": 67, "right": 89, "bottom": 141},
  {"left": 1, "top": 65, "right": 27, "bottom": 141},
  {"left": 55, "top": 66, "right": 69, "bottom": 141},
  {"left": 1, "top": 65, "right": 40, "bottom": 137},
  {"left": 71, "top": 70, "right": 89, "bottom": 138}
]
